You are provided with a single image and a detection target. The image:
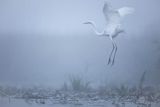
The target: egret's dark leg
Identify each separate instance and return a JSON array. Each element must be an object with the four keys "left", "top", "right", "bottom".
[
  {"left": 112, "top": 41, "right": 117, "bottom": 65},
  {"left": 108, "top": 39, "right": 115, "bottom": 65}
]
